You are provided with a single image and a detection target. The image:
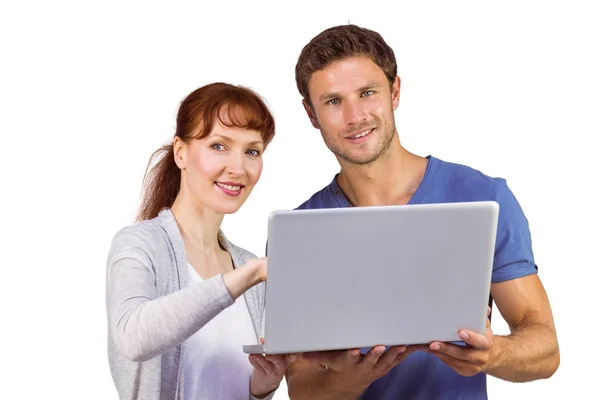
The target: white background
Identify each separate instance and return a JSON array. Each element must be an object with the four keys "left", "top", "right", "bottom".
[{"left": 1, "top": 0, "right": 598, "bottom": 399}]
